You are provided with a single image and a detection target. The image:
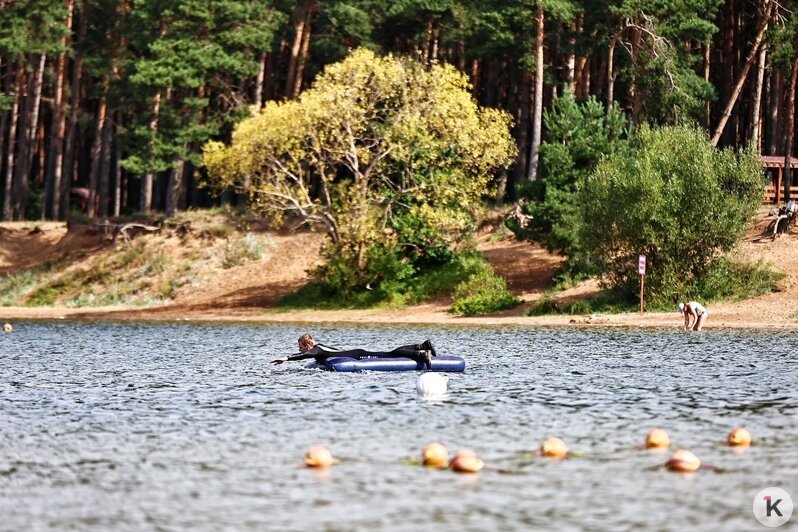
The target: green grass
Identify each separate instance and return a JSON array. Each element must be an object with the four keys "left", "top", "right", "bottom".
[
  {"left": 527, "top": 292, "right": 636, "bottom": 316},
  {"left": 0, "top": 270, "right": 42, "bottom": 305},
  {"left": 526, "top": 257, "right": 784, "bottom": 316}
]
